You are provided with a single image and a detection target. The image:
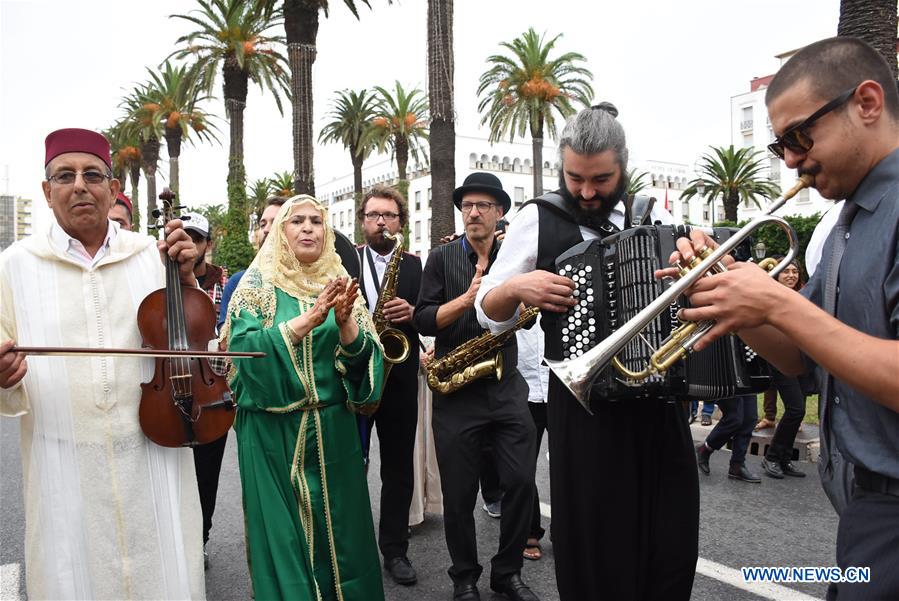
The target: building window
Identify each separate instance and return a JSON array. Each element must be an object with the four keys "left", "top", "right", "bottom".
[
  {"left": 427, "top": 188, "right": 432, "bottom": 207},
  {"left": 769, "top": 157, "right": 781, "bottom": 182},
  {"left": 703, "top": 207, "right": 710, "bottom": 222},
  {"left": 797, "top": 188, "right": 810, "bottom": 203},
  {"left": 415, "top": 190, "right": 421, "bottom": 211},
  {"left": 740, "top": 106, "right": 753, "bottom": 131},
  {"left": 681, "top": 201, "right": 689, "bottom": 218},
  {"left": 415, "top": 220, "right": 422, "bottom": 242},
  {"left": 339, "top": 212, "right": 345, "bottom": 229},
  {"left": 514, "top": 187, "right": 525, "bottom": 206},
  {"left": 743, "top": 133, "right": 754, "bottom": 148}
]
